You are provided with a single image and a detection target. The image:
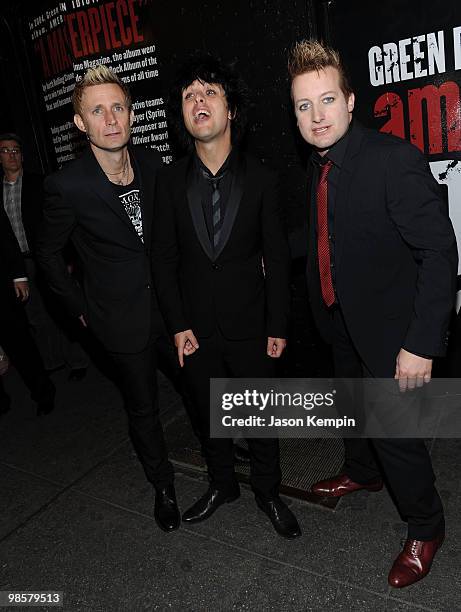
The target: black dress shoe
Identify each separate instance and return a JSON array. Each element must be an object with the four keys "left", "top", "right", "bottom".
[
  {"left": 68, "top": 367, "right": 87, "bottom": 382},
  {"left": 256, "top": 496, "right": 301, "bottom": 539},
  {"left": 182, "top": 486, "right": 240, "bottom": 523},
  {"left": 233, "top": 443, "right": 251, "bottom": 464},
  {"left": 154, "top": 484, "right": 181, "bottom": 532}
]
